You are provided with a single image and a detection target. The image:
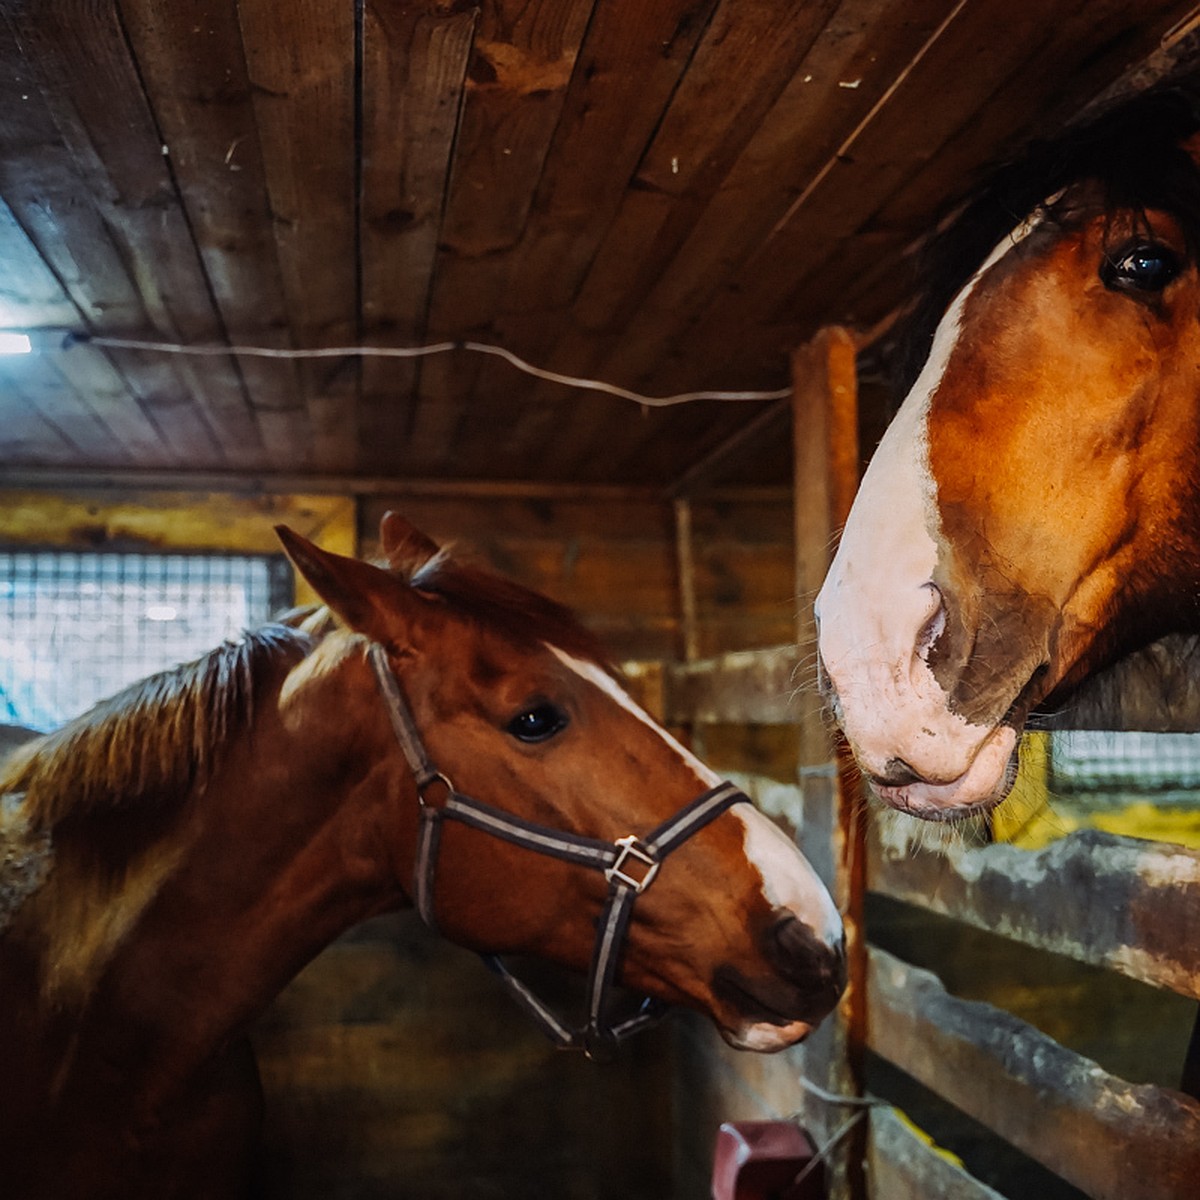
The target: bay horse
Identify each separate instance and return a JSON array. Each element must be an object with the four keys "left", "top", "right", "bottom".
[
  {"left": 0, "top": 513, "right": 844, "bottom": 1199},
  {"left": 815, "top": 84, "right": 1200, "bottom": 820}
]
